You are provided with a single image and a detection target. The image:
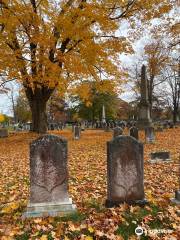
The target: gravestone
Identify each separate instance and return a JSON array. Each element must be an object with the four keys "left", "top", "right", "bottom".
[
  {"left": 129, "top": 126, "right": 139, "bottom": 140},
  {"left": 149, "top": 151, "right": 171, "bottom": 163},
  {"left": 171, "top": 190, "right": 180, "bottom": 205},
  {"left": 106, "top": 136, "right": 146, "bottom": 207},
  {"left": 0, "top": 128, "right": 8, "bottom": 138},
  {"left": 23, "top": 134, "right": 76, "bottom": 218},
  {"left": 113, "top": 127, "right": 123, "bottom": 138},
  {"left": 163, "top": 122, "right": 168, "bottom": 129},
  {"left": 59, "top": 122, "right": 63, "bottom": 130},
  {"left": 169, "top": 122, "right": 174, "bottom": 128},
  {"left": 102, "top": 122, "right": 107, "bottom": 130},
  {"left": 145, "top": 127, "right": 155, "bottom": 143},
  {"left": 74, "top": 126, "right": 81, "bottom": 140}
]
